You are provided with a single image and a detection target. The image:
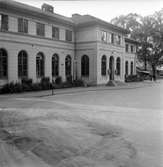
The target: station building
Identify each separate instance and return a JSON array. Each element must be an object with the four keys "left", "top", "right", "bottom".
[{"left": 0, "top": 0, "right": 138, "bottom": 86}]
